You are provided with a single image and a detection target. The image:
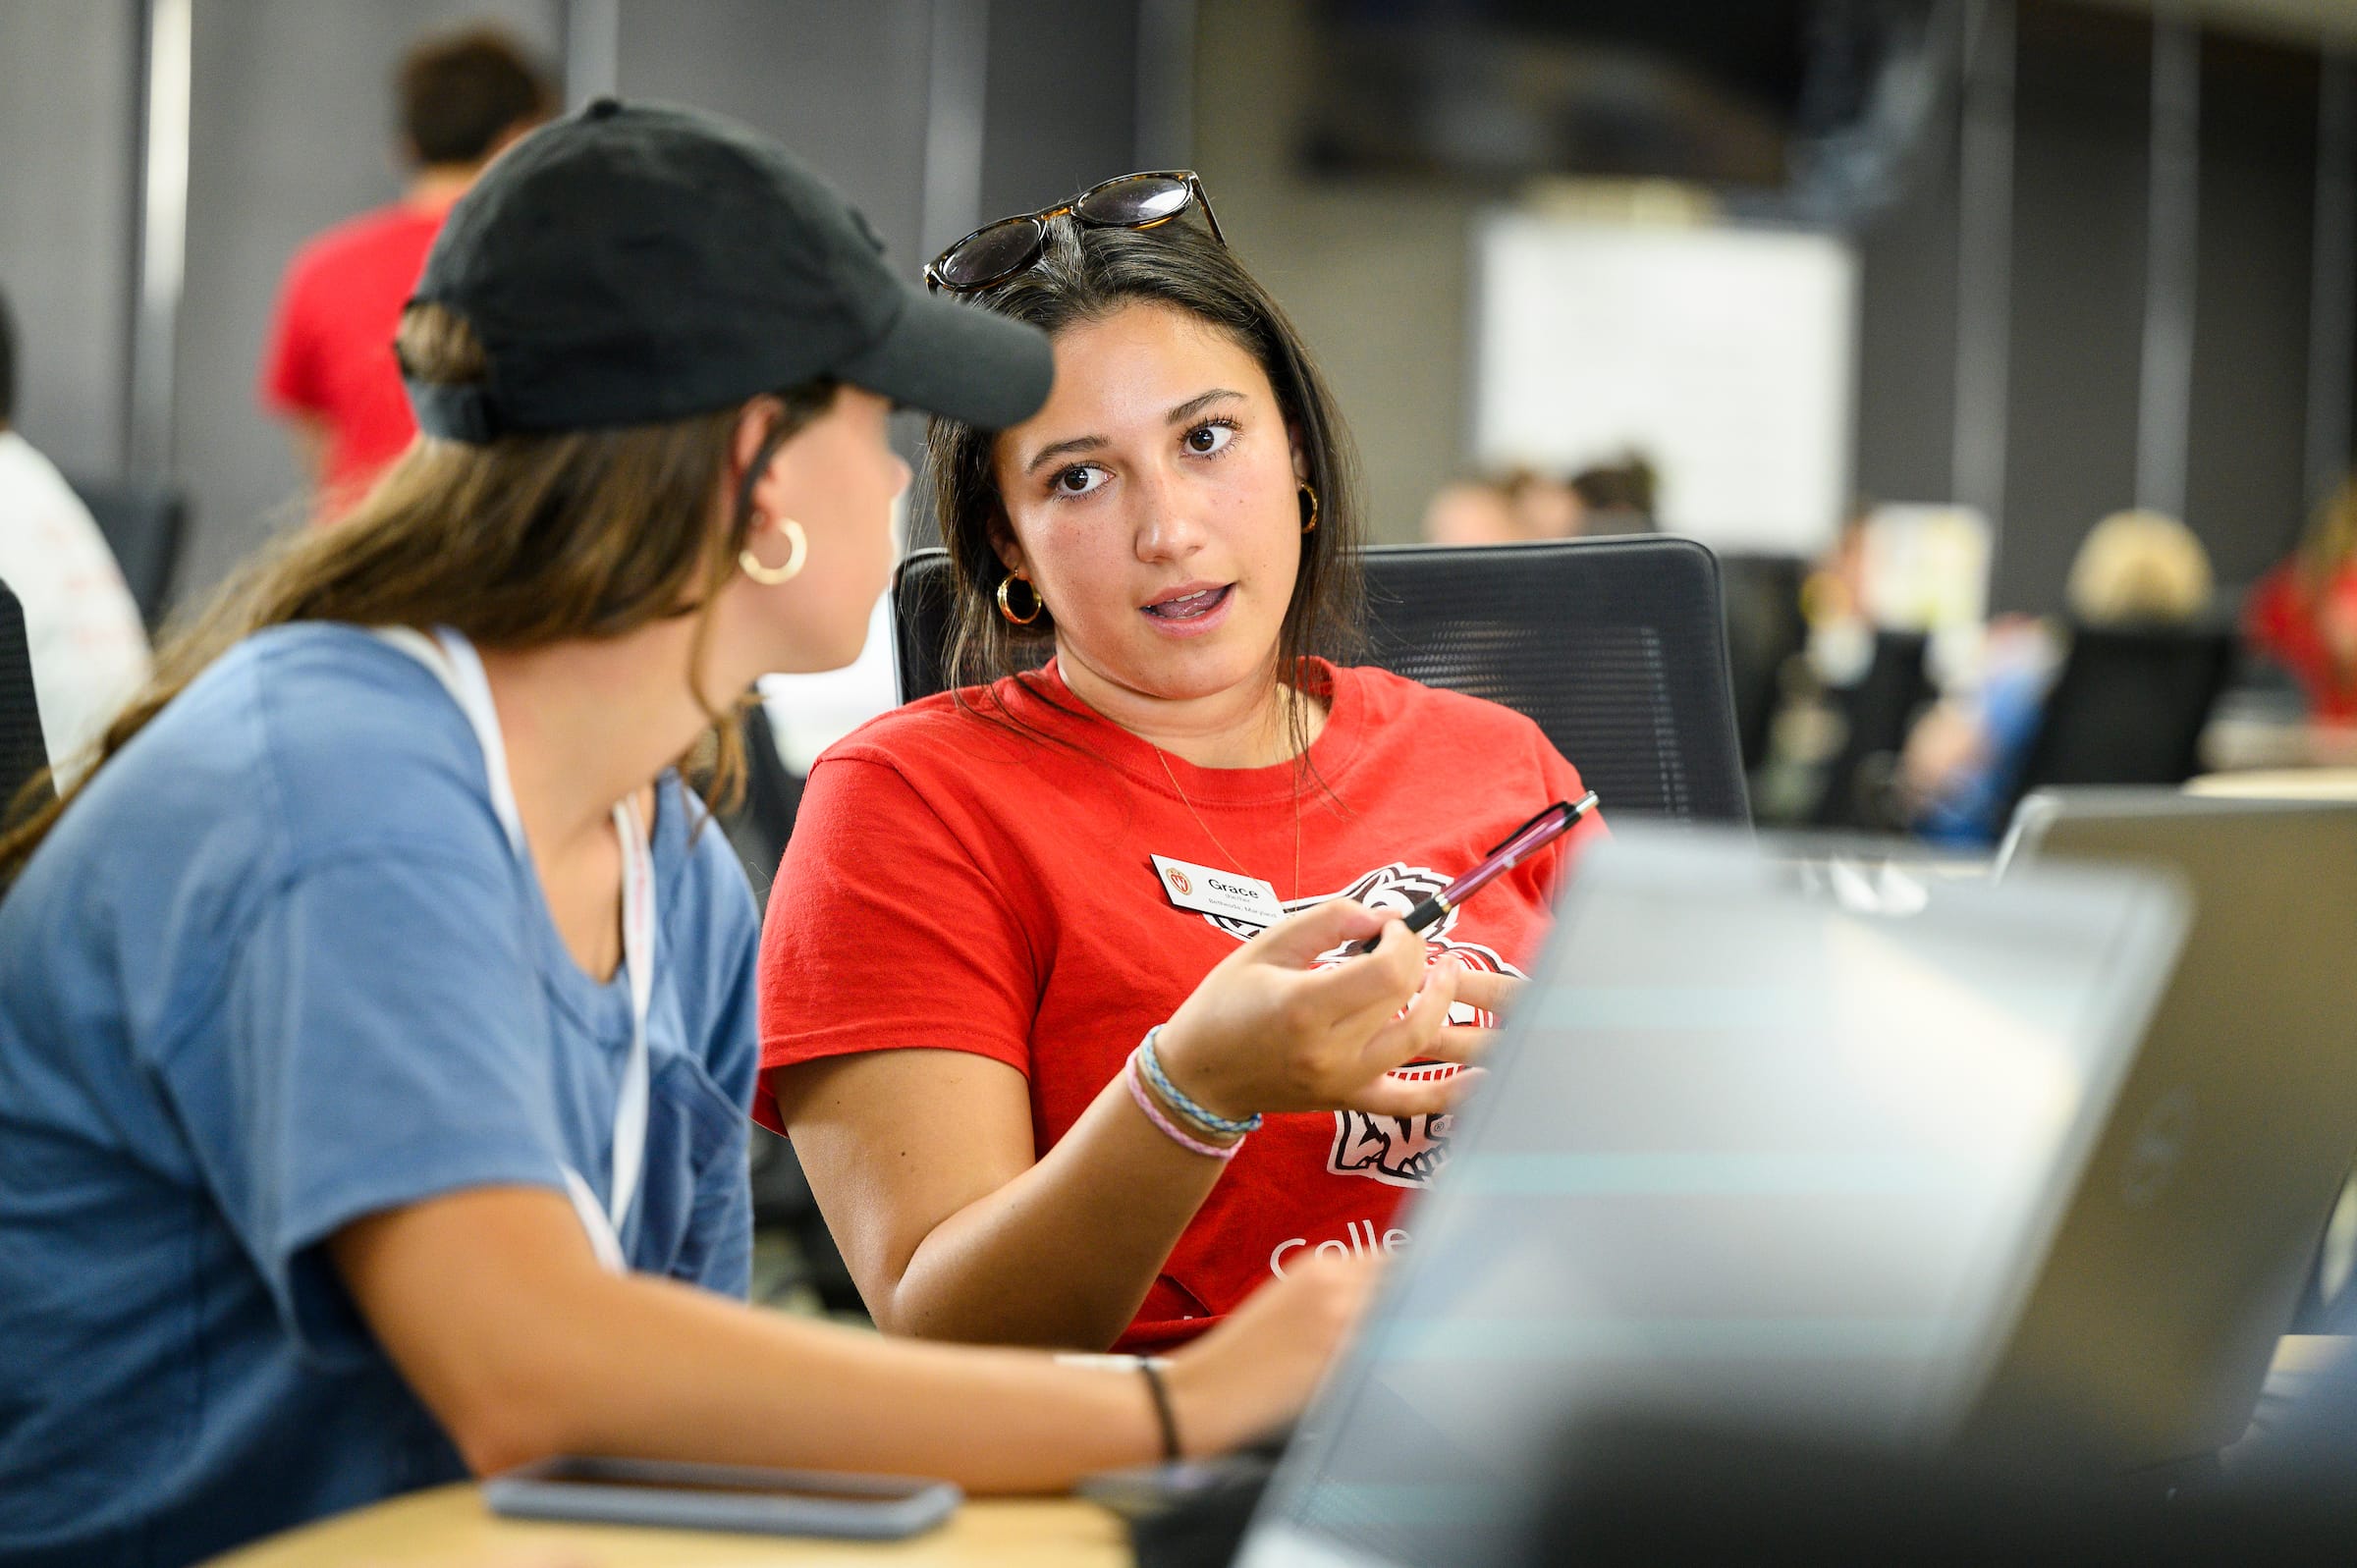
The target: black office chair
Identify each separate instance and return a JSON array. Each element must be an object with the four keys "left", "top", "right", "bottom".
[
  {"left": 893, "top": 537, "right": 1751, "bottom": 825},
  {"left": 703, "top": 703, "right": 868, "bottom": 1314},
  {"left": 1717, "top": 552, "right": 1811, "bottom": 773},
  {"left": 1996, "top": 625, "right": 2238, "bottom": 824},
  {"left": 67, "top": 476, "right": 189, "bottom": 630},
  {"left": 713, "top": 704, "right": 804, "bottom": 912},
  {"left": 0, "top": 579, "right": 49, "bottom": 816},
  {"left": 1808, "top": 630, "right": 1933, "bottom": 832}
]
